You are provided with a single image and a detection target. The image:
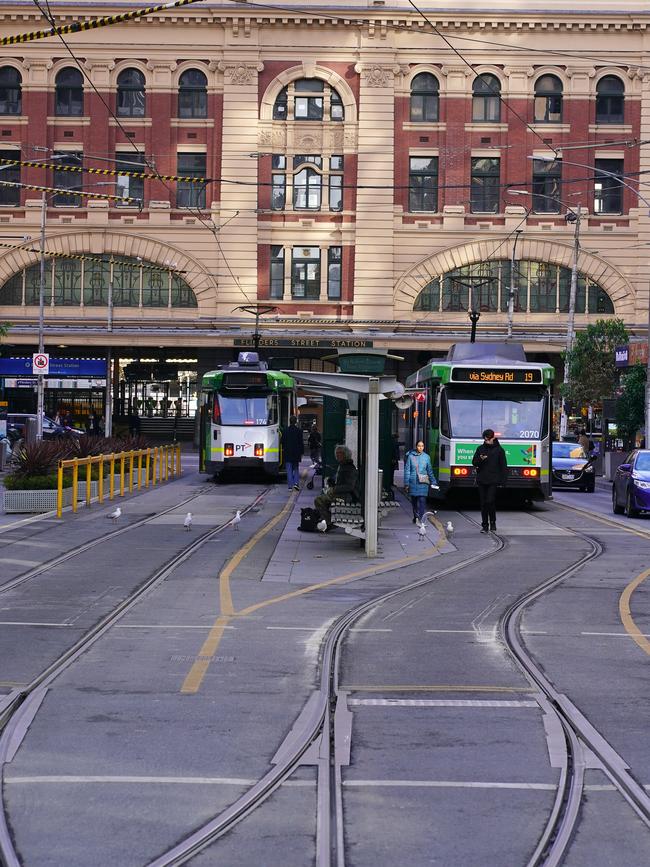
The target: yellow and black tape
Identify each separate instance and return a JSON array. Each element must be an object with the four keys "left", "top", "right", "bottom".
[
  {"left": 0, "top": 158, "right": 209, "bottom": 186},
  {"left": 0, "top": 180, "right": 140, "bottom": 205},
  {"left": 1, "top": 0, "right": 204, "bottom": 46},
  {"left": 0, "top": 240, "right": 185, "bottom": 274}
]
